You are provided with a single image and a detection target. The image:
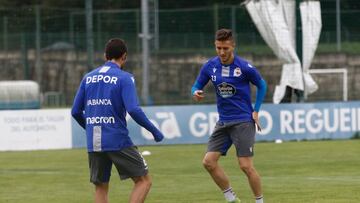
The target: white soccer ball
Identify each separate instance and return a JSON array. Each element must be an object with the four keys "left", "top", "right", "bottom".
[
  {"left": 275, "top": 139, "right": 283, "bottom": 144},
  {"left": 141, "top": 150, "right": 152, "bottom": 156}
]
